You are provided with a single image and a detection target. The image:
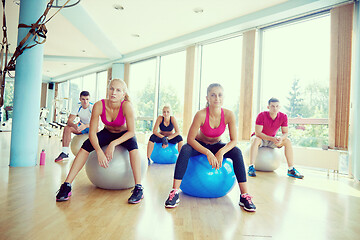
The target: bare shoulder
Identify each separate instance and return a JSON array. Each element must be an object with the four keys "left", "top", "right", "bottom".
[
  {"left": 122, "top": 100, "right": 133, "bottom": 109},
  {"left": 194, "top": 108, "right": 207, "bottom": 122},
  {"left": 93, "top": 100, "right": 103, "bottom": 112},
  {"left": 223, "top": 108, "right": 234, "bottom": 116},
  {"left": 222, "top": 108, "right": 235, "bottom": 121}
]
